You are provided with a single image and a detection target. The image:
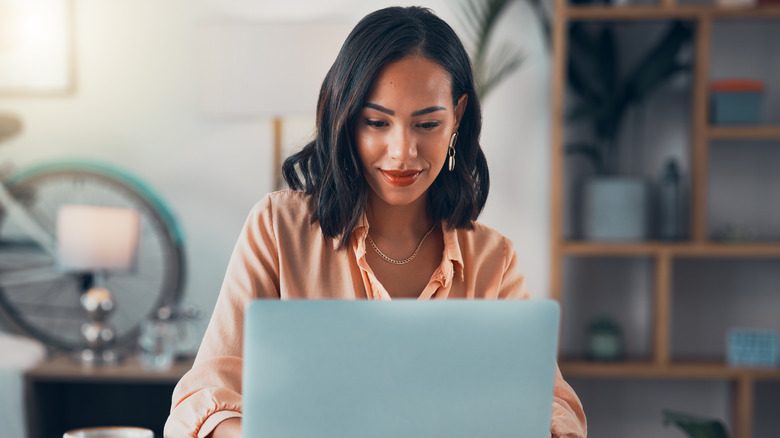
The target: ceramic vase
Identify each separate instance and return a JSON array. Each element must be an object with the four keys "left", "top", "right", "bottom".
[{"left": 583, "top": 177, "right": 649, "bottom": 242}]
